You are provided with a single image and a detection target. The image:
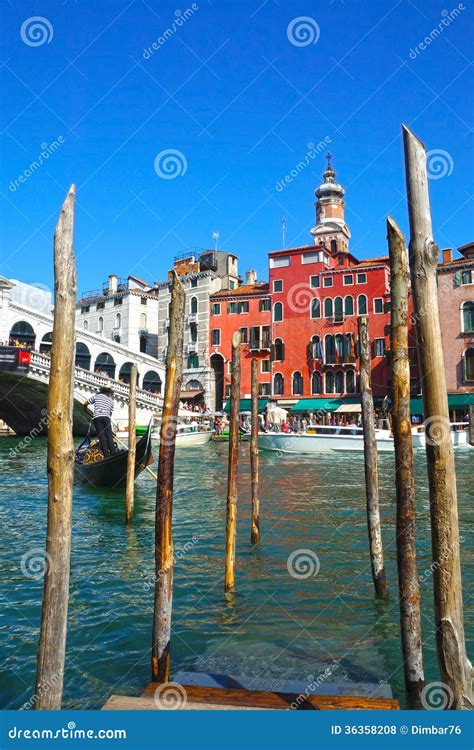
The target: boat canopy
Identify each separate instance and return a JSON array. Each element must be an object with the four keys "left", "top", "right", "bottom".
[
  {"left": 290, "top": 397, "right": 360, "bottom": 413},
  {"left": 223, "top": 398, "right": 268, "bottom": 414}
]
